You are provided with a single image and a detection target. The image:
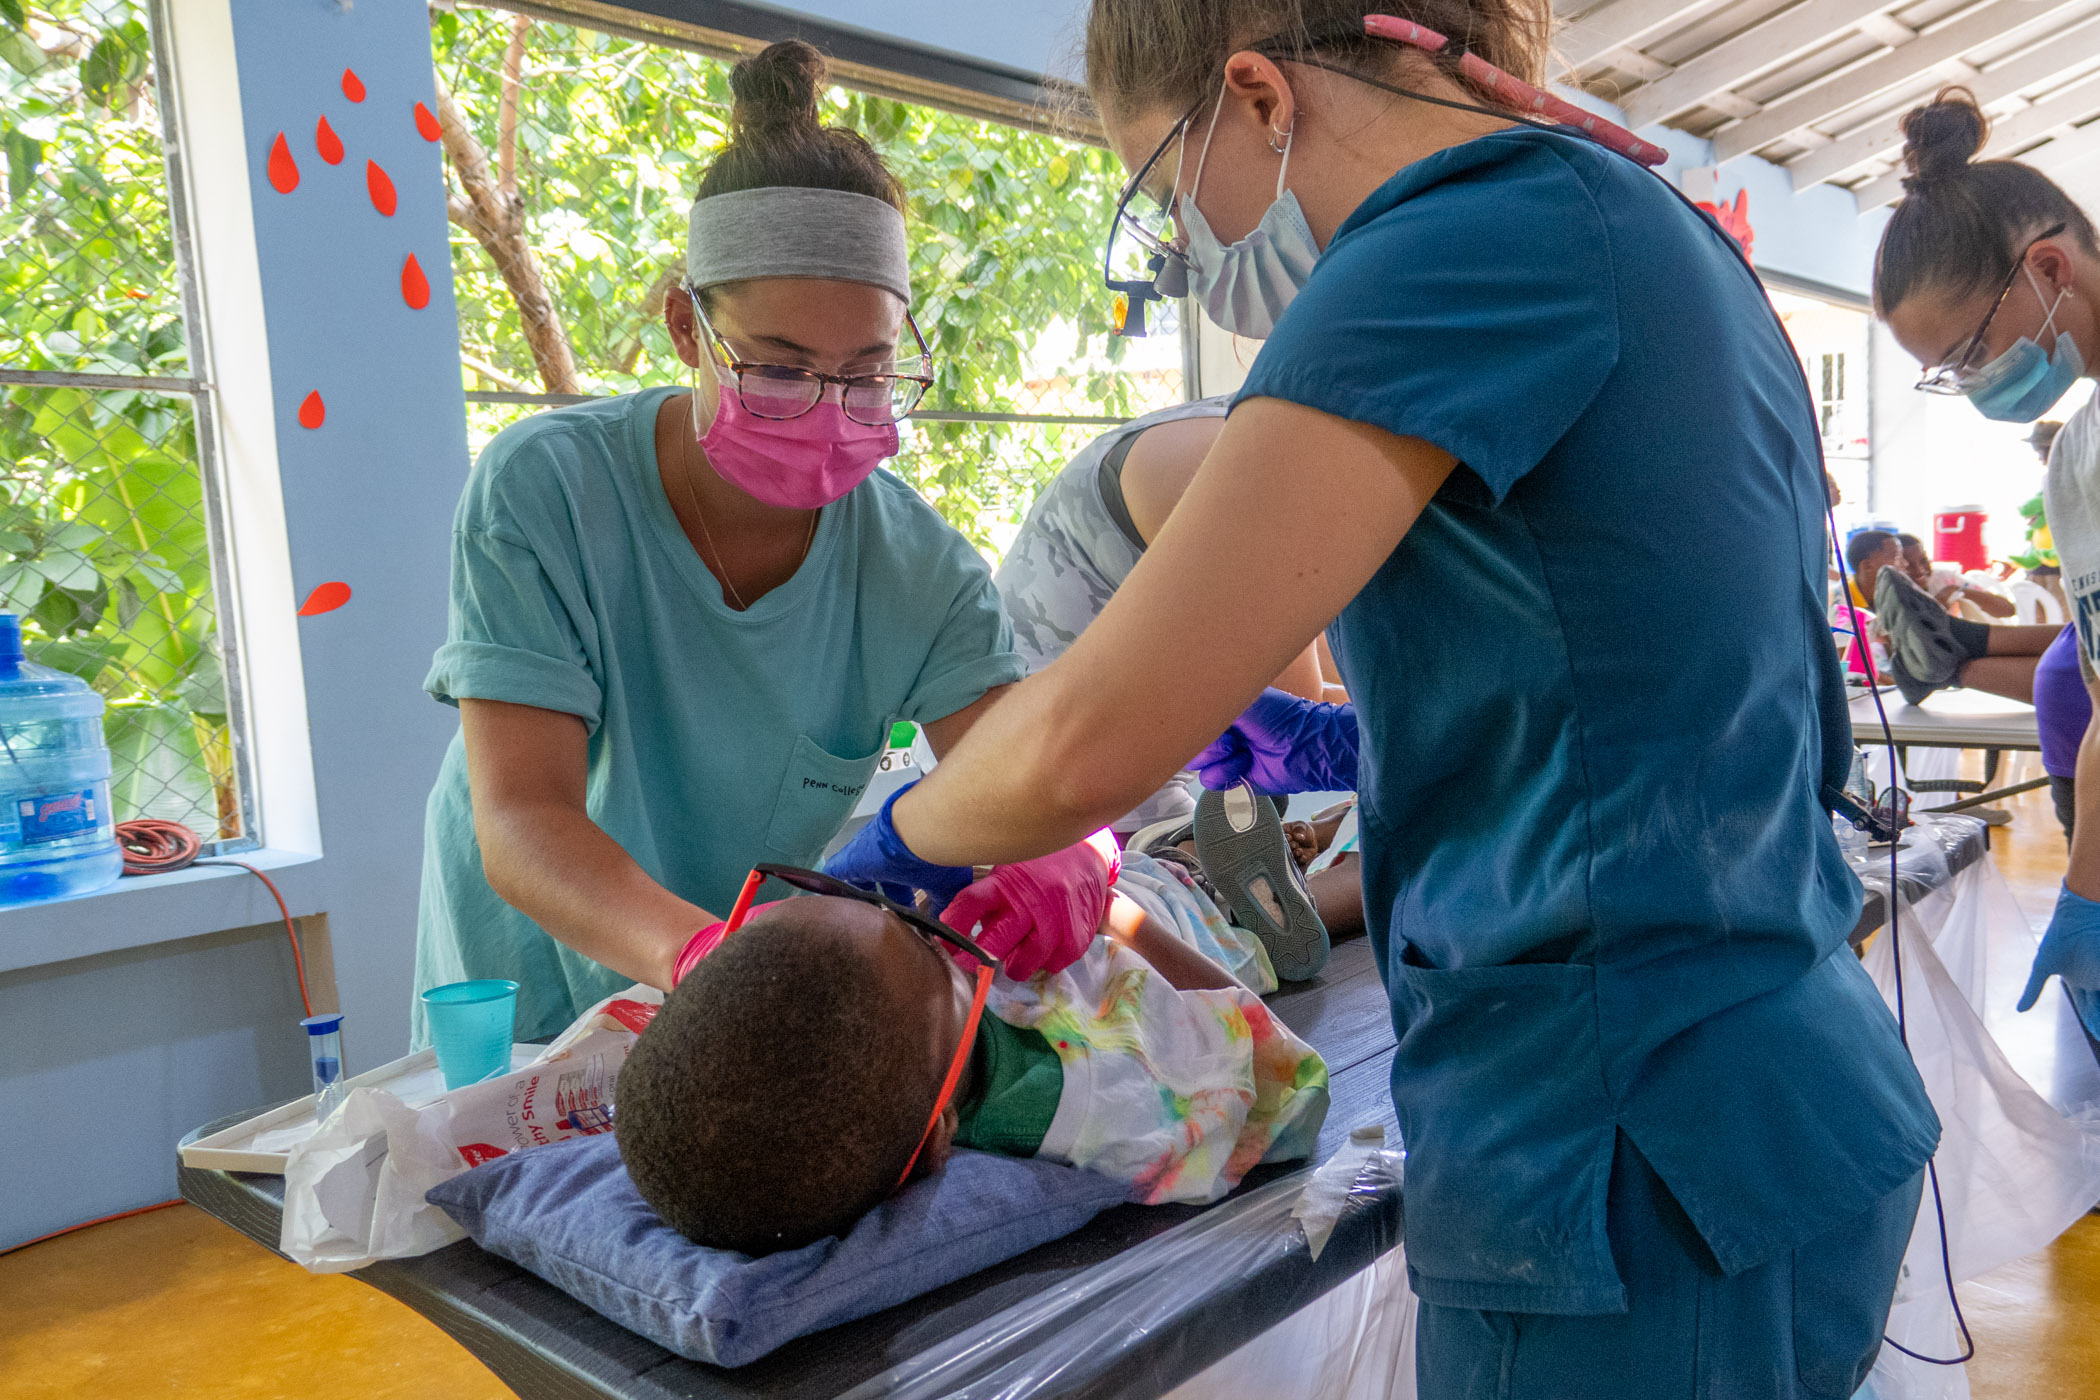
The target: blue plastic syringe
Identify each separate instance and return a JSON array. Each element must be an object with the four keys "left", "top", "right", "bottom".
[{"left": 301, "top": 1013, "right": 347, "bottom": 1123}]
